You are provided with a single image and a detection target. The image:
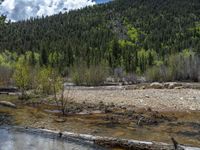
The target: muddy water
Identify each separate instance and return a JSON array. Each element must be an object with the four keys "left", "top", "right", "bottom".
[
  {"left": 47, "top": 110, "right": 200, "bottom": 147},
  {"left": 0, "top": 127, "right": 105, "bottom": 150},
  {"left": 3, "top": 102, "right": 200, "bottom": 148},
  {"left": 41, "top": 111, "right": 200, "bottom": 147}
]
